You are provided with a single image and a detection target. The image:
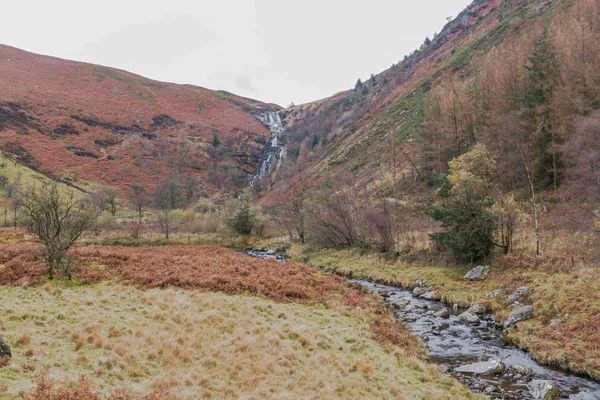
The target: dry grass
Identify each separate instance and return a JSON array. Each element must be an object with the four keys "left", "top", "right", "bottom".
[
  {"left": 303, "top": 245, "right": 600, "bottom": 380},
  {"left": 0, "top": 283, "right": 480, "bottom": 399}
]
